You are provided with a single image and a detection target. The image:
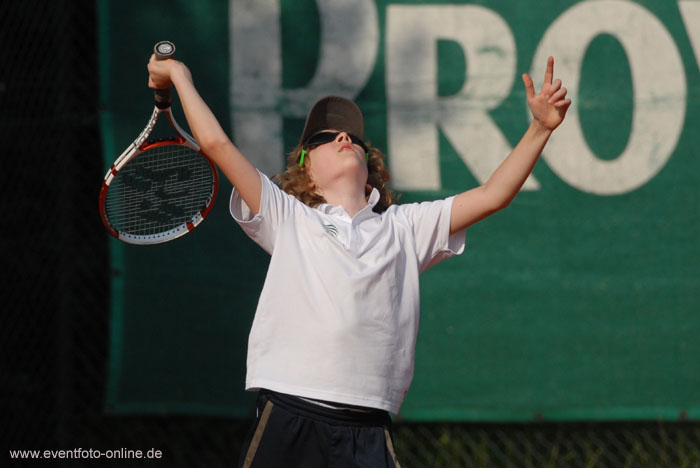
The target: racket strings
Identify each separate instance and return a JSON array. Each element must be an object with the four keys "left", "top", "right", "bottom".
[{"left": 105, "top": 145, "right": 215, "bottom": 236}]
